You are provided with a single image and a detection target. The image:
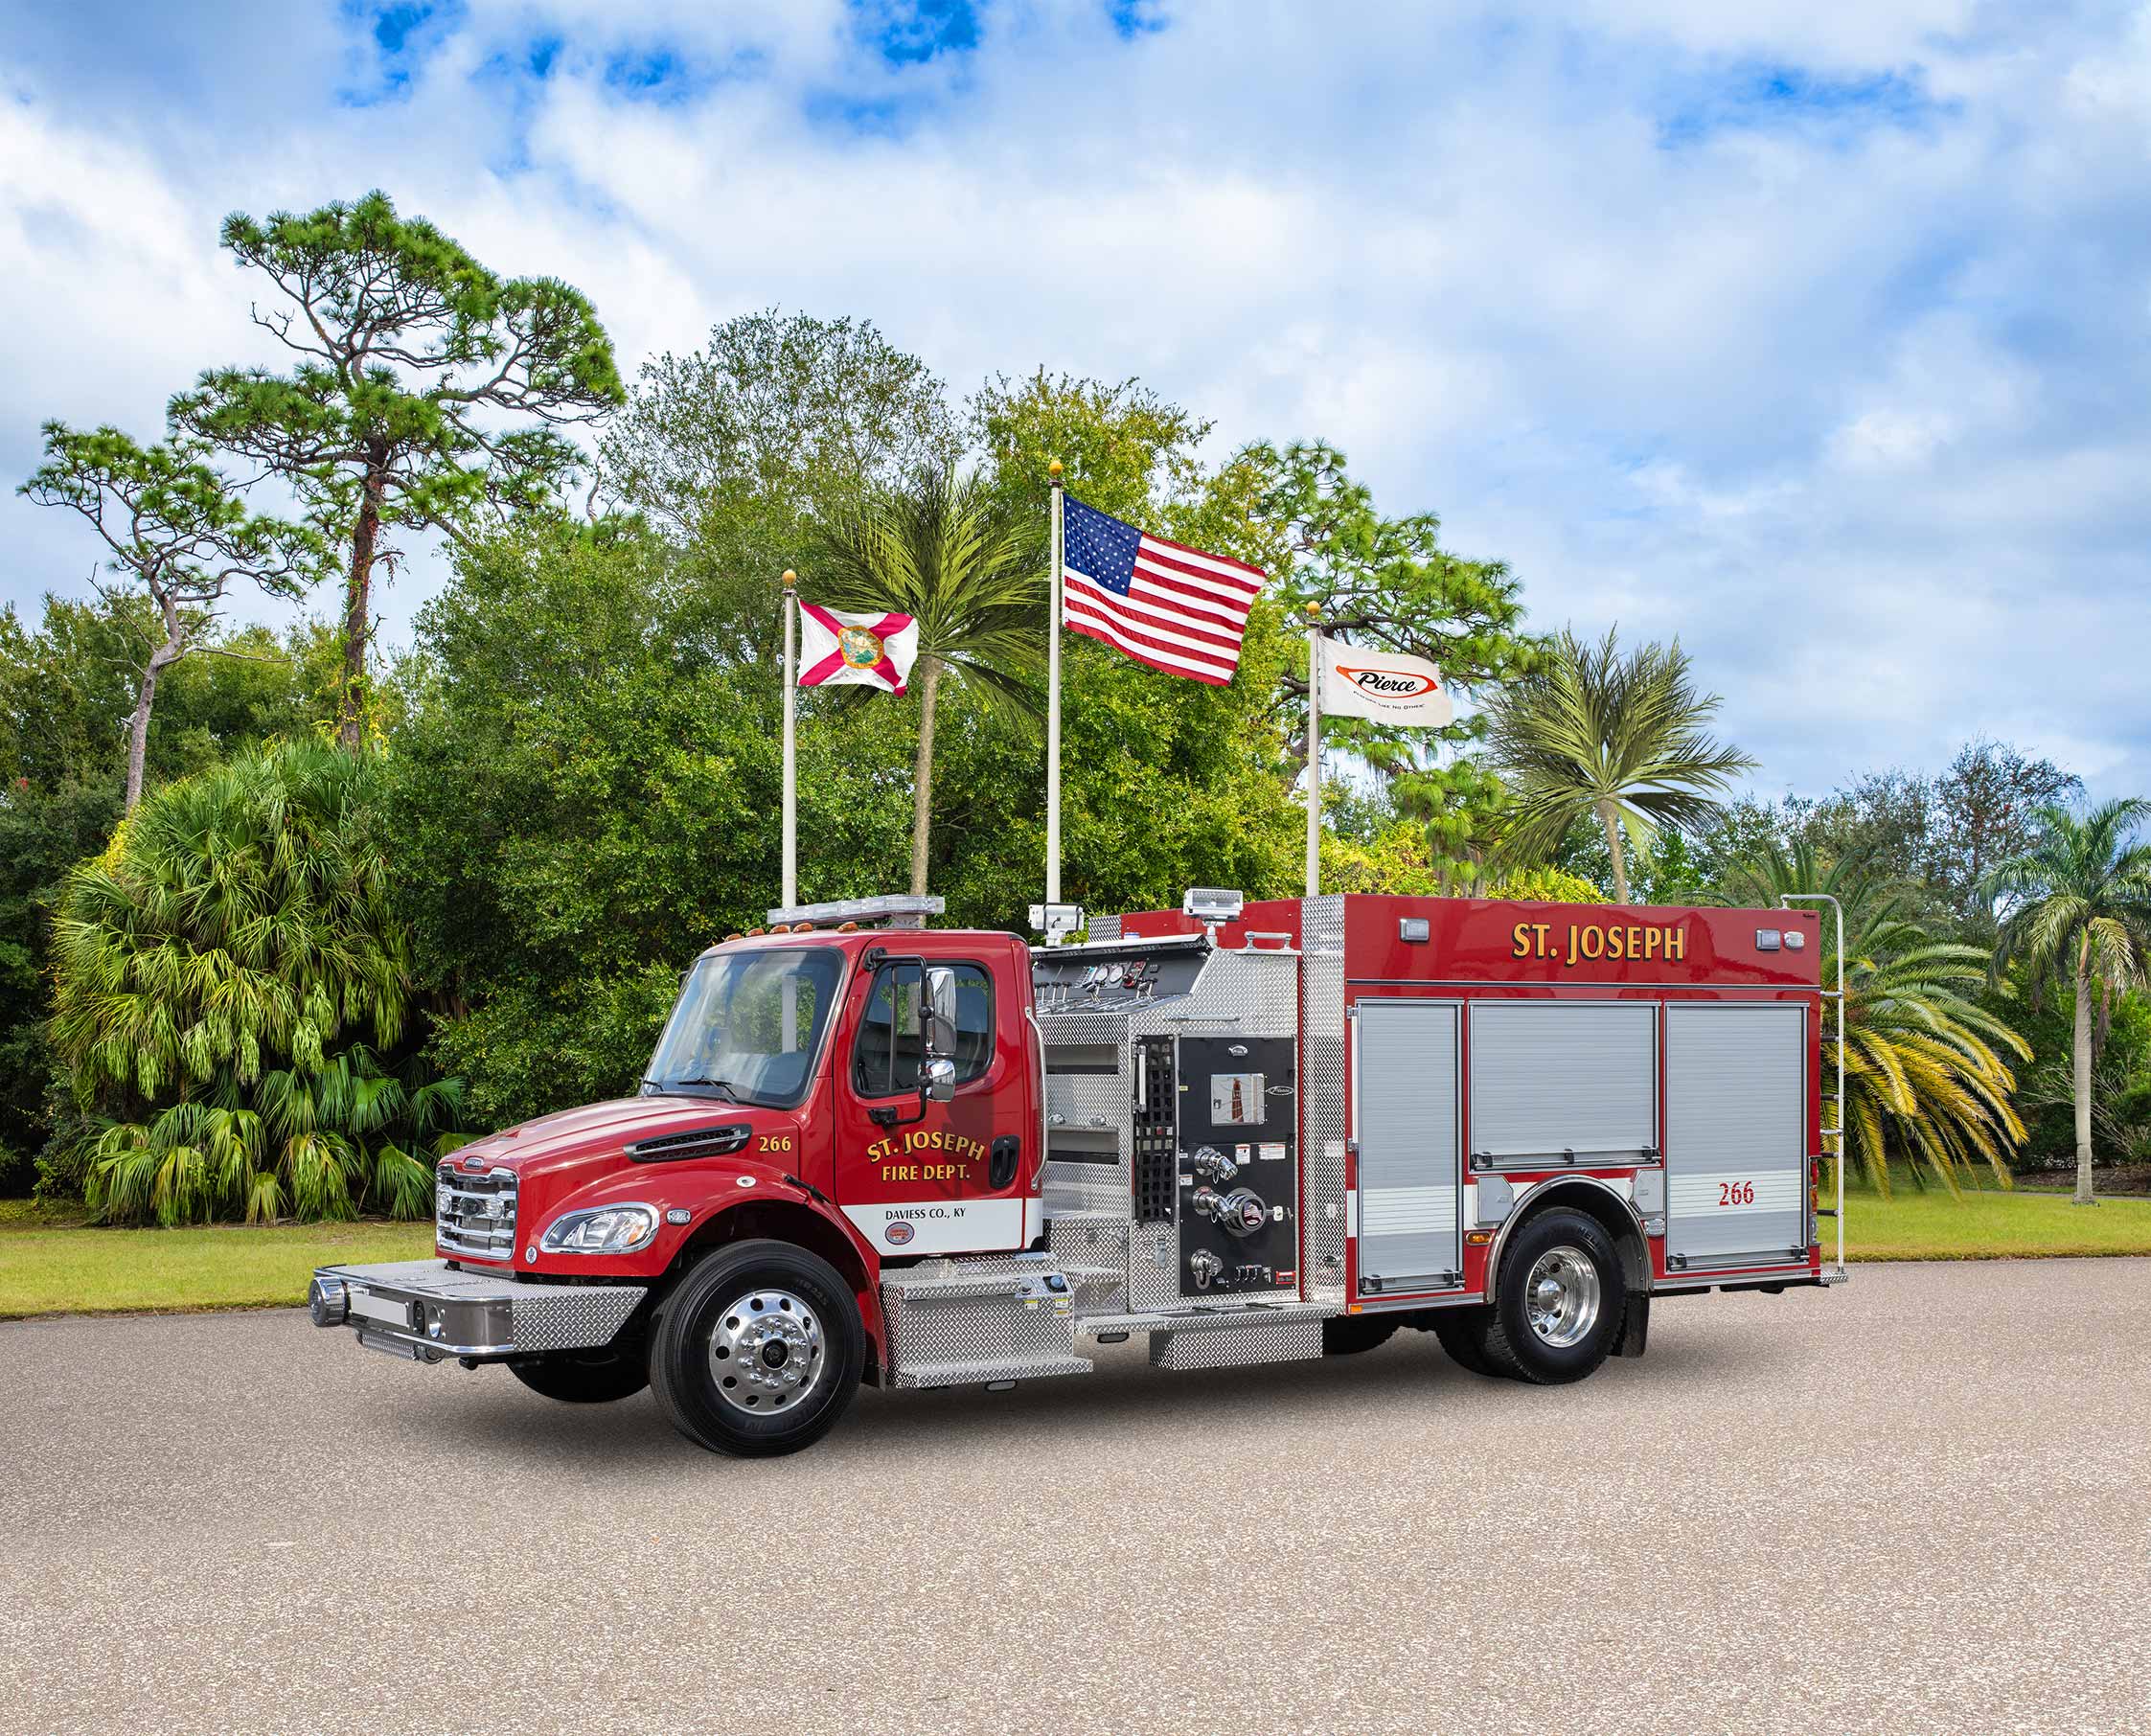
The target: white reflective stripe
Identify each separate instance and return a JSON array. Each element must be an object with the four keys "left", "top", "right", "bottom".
[
  {"left": 1345, "top": 1189, "right": 1359, "bottom": 1237},
  {"left": 347, "top": 1288, "right": 410, "bottom": 1327},
  {"left": 841, "top": 1198, "right": 1026, "bottom": 1255},
  {"left": 1361, "top": 1184, "right": 1455, "bottom": 1234},
  {"left": 1669, "top": 1173, "right": 1803, "bottom": 1215},
  {"left": 1461, "top": 1182, "right": 1477, "bottom": 1223},
  {"left": 1022, "top": 1195, "right": 1043, "bottom": 1245}
]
